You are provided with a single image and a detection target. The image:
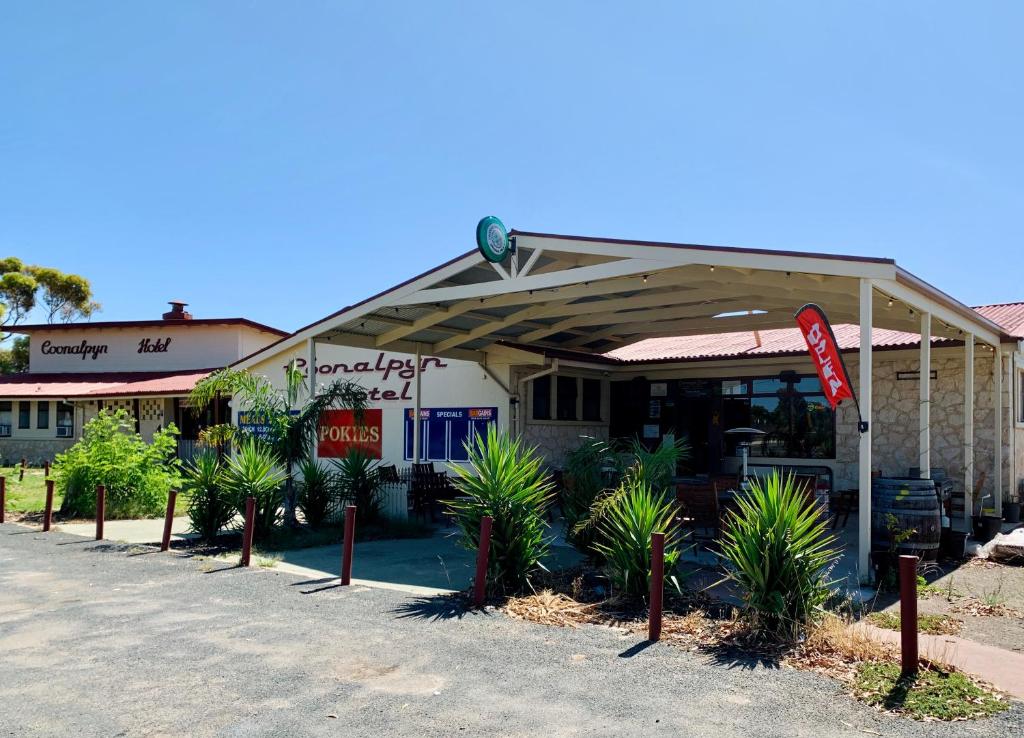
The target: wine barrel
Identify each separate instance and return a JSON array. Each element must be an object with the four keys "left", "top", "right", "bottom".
[{"left": 870, "top": 477, "right": 941, "bottom": 561}]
